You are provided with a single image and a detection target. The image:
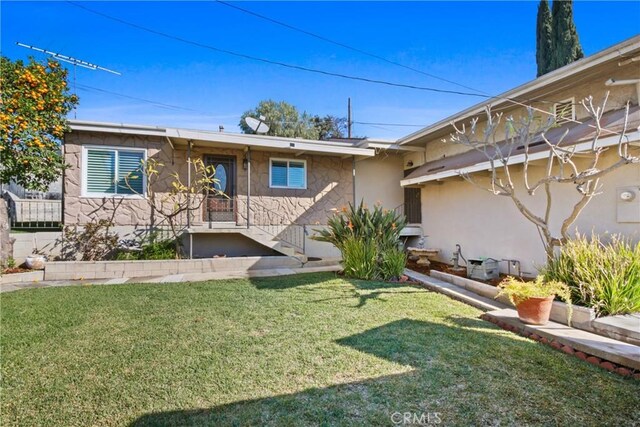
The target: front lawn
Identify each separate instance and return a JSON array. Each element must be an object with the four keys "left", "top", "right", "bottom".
[{"left": 2, "top": 273, "right": 638, "bottom": 426}]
